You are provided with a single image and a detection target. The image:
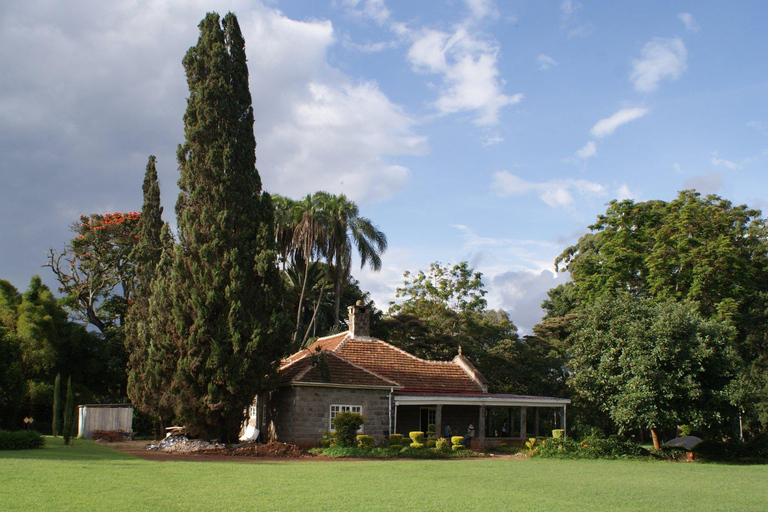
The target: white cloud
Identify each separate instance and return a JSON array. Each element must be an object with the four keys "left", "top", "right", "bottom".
[
  {"left": 340, "top": 0, "right": 392, "bottom": 25},
  {"left": 465, "top": 0, "right": 499, "bottom": 22},
  {"left": 491, "top": 171, "right": 606, "bottom": 209},
  {"left": 590, "top": 107, "right": 649, "bottom": 138},
  {"left": 490, "top": 269, "right": 570, "bottom": 333},
  {"left": 615, "top": 184, "right": 636, "bottom": 201},
  {"left": 711, "top": 155, "right": 740, "bottom": 169},
  {"left": 537, "top": 54, "right": 558, "bottom": 71},
  {"left": 407, "top": 26, "right": 522, "bottom": 126},
  {"left": 630, "top": 37, "right": 688, "bottom": 93},
  {"left": 481, "top": 133, "right": 504, "bottom": 147},
  {"left": 684, "top": 172, "right": 723, "bottom": 194},
  {"left": 575, "top": 140, "right": 597, "bottom": 160},
  {"left": 678, "top": 12, "right": 700, "bottom": 32},
  {"left": 560, "top": 0, "right": 592, "bottom": 37},
  {"left": 672, "top": 163, "right": 683, "bottom": 174}
]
